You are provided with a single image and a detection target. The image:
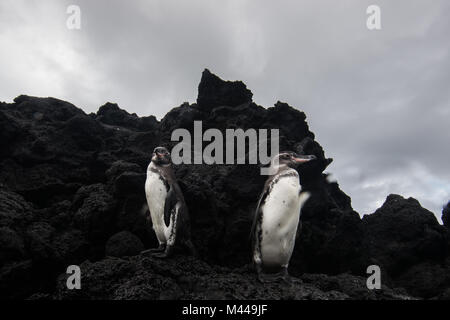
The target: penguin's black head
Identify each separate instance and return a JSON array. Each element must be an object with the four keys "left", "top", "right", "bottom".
[
  {"left": 151, "top": 146, "right": 171, "bottom": 166},
  {"left": 276, "top": 151, "right": 316, "bottom": 169}
]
